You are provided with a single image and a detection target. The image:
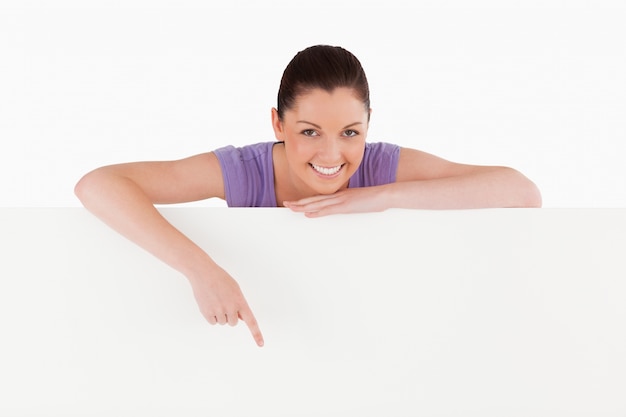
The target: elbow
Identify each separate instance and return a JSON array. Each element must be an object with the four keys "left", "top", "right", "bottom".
[
  {"left": 521, "top": 181, "right": 542, "bottom": 208},
  {"left": 74, "top": 167, "right": 107, "bottom": 207},
  {"left": 509, "top": 168, "right": 542, "bottom": 208},
  {"left": 74, "top": 171, "right": 95, "bottom": 206}
]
